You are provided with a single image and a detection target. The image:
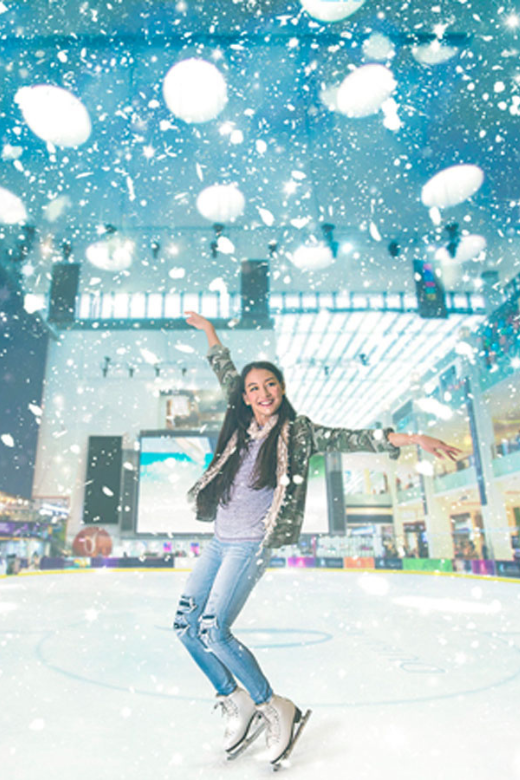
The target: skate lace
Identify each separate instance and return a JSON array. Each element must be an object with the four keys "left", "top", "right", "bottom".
[
  {"left": 262, "top": 704, "right": 281, "bottom": 747},
  {"left": 213, "top": 698, "right": 238, "bottom": 724}
]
